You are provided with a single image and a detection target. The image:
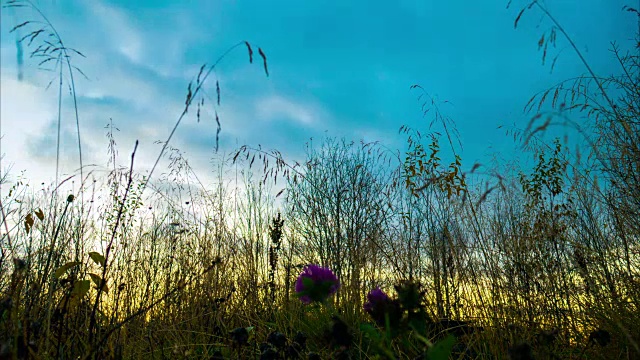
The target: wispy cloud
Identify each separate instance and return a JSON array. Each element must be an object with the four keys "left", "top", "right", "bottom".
[
  {"left": 86, "top": 1, "right": 144, "bottom": 65},
  {"left": 255, "top": 95, "right": 320, "bottom": 127},
  {"left": 0, "top": 0, "right": 635, "bottom": 188}
]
